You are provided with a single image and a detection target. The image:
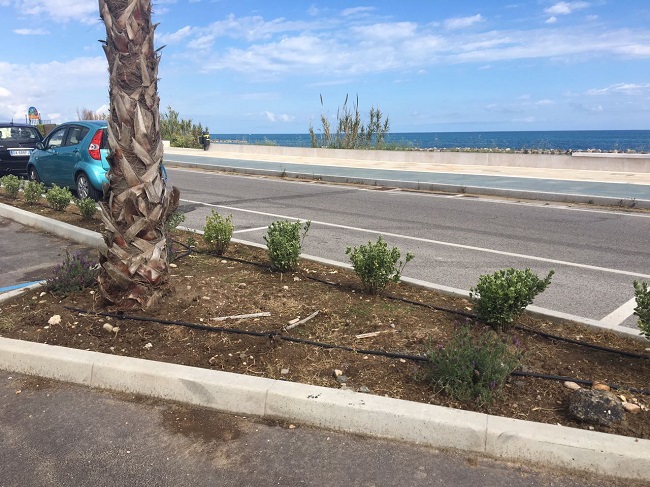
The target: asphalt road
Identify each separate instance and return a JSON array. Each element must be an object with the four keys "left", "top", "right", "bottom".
[
  {"left": 166, "top": 167, "right": 650, "bottom": 331},
  {"left": 0, "top": 216, "right": 96, "bottom": 292},
  {"left": 0, "top": 370, "right": 633, "bottom": 487}
]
